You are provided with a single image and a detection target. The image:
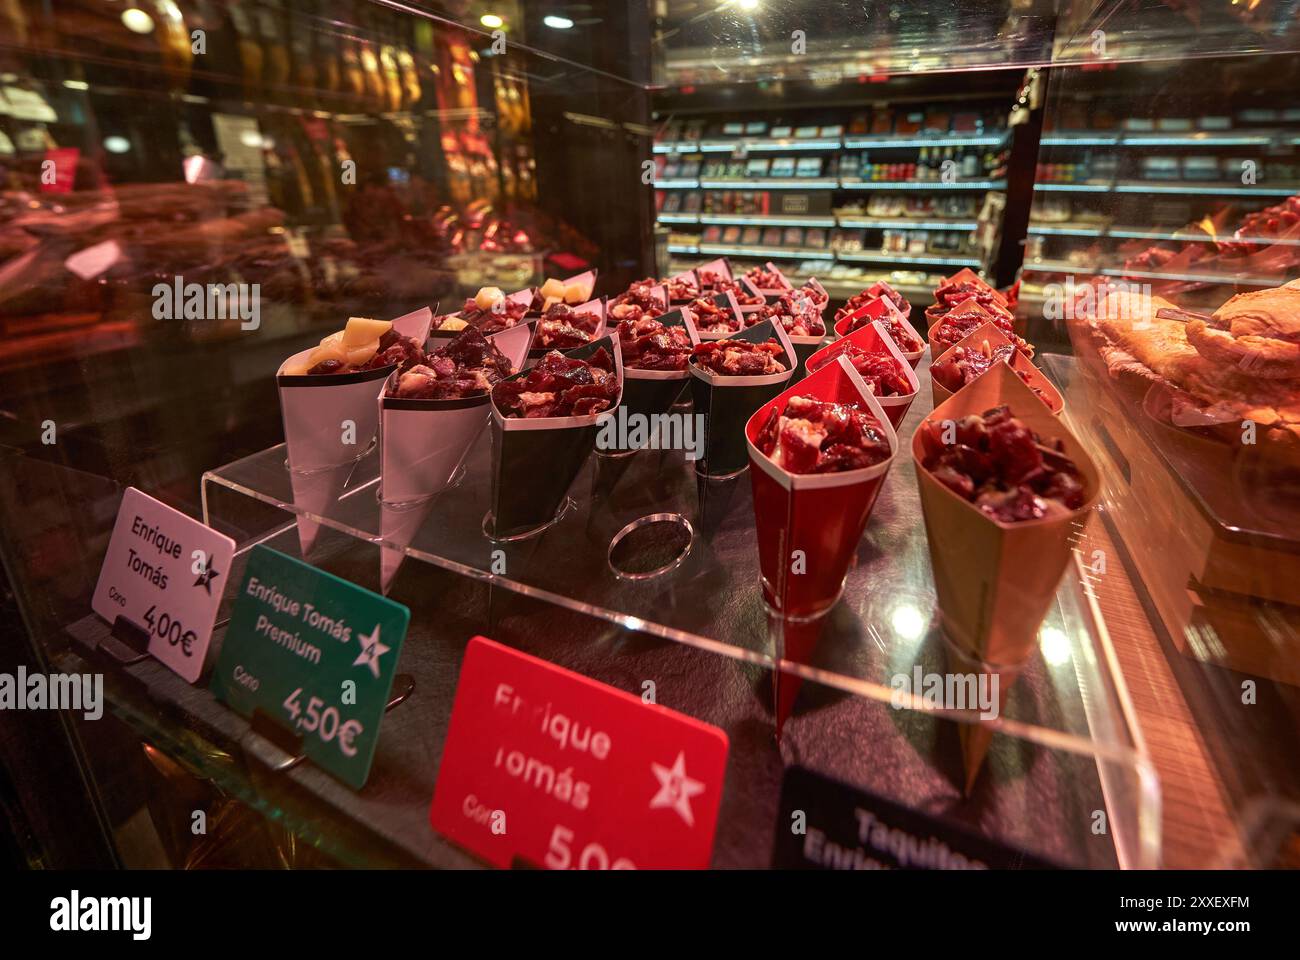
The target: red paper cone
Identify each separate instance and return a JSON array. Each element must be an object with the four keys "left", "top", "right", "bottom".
[{"left": 804, "top": 319, "right": 921, "bottom": 428}]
